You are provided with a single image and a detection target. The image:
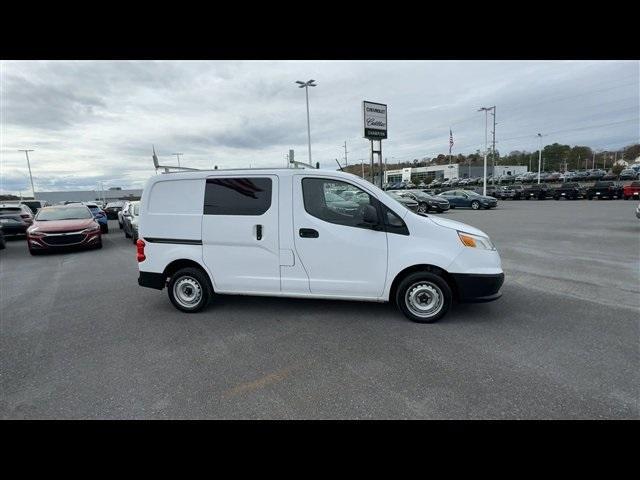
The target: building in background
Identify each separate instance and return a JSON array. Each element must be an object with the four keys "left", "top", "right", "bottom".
[
  {"left": 384, "top": 164, "right": 527, "bottom": 184},
  {"left": 34, "top": 189, "right": 142, "bottom": 205}
]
